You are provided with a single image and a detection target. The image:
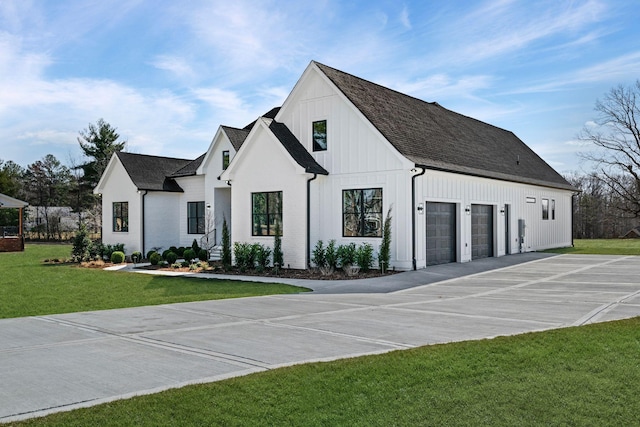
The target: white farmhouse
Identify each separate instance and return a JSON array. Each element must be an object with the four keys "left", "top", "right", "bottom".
[{"left": 95, "top": 61, "right": 576, "bottom": 270}]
